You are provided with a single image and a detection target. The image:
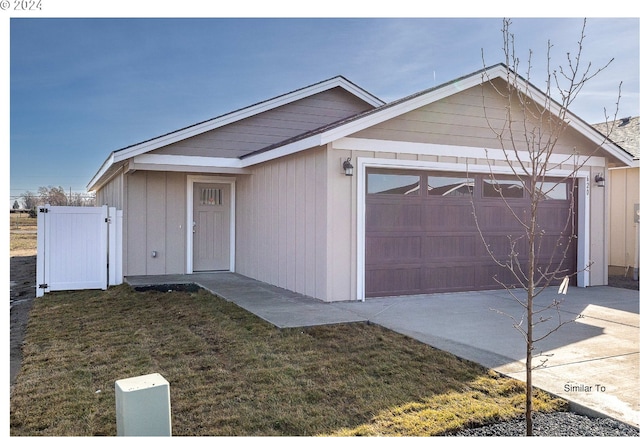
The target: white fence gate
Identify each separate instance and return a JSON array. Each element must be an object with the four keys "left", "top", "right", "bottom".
[{"left": 36, "top": 205, "right": 123, "bottom": 297}]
